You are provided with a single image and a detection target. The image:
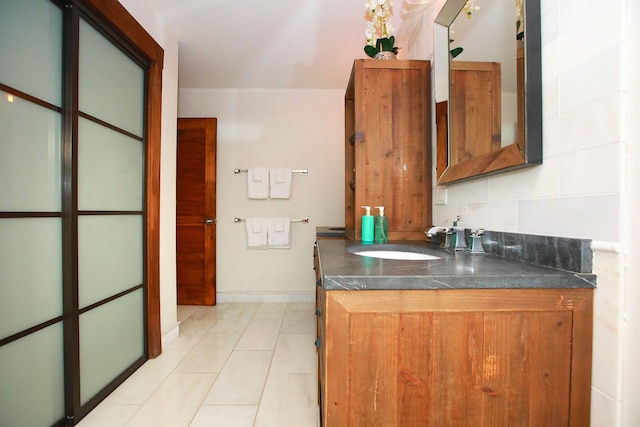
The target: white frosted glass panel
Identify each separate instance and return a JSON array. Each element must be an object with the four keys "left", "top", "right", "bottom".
[
  {"left": 78, "top": 215, "right": 143, "bottom": 308},
  {"left": 80, "top": 290, "right": 144, "bottom": 404},
  {"left": 0, "top": 91, "right": 62, "bottom": 211},
  {"left": 0, "top": 218, "right": 62, "bottom": 340},
  {"left": 78, "top": 19, "right": 144, "bottom": 137},
  {"left": 0, "top": 324, "right": 65, "bottom": 427},
  {"left": 0, "top": 0, "right": 62, "bottom": 106},
  {"left": 78, "top": 118, "right": 143, "bottom": 211}
]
